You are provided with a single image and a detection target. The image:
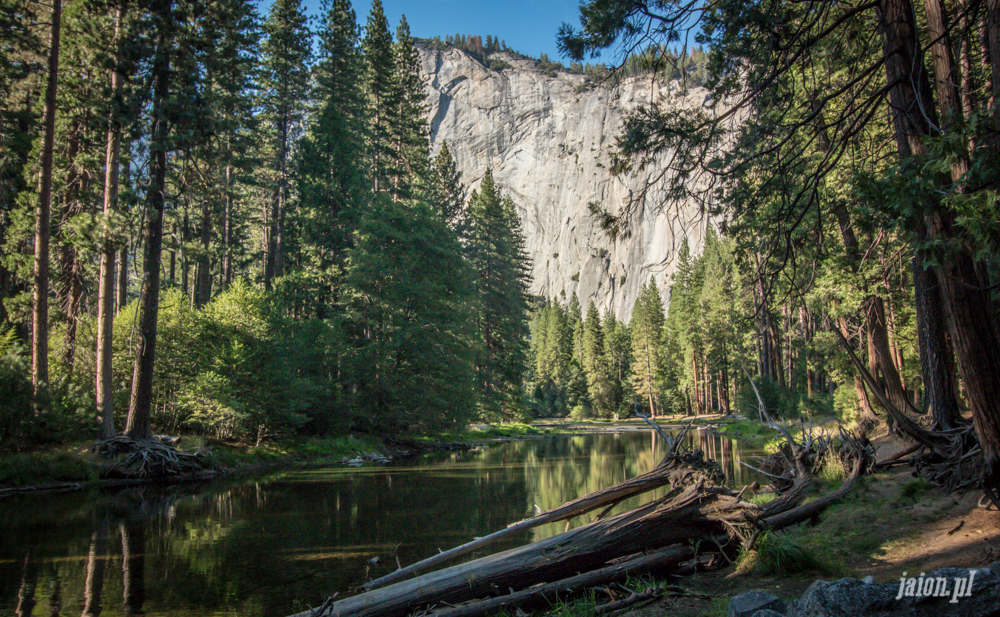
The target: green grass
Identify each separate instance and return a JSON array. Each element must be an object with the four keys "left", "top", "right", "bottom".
[
  {"left": 748, "top": 492, "right": 778, "bottom": 506},
  {"left": 424, "top": 422, "right": 545, "bottom": 442},
  {"left": 779, "top": 476, "right": 885, "bottom": 571},
  {"left": 715, "top": 420, "right": 776, "bottom": 447},
  {"left": 736, "top": 531, "right": 835, "bottom": 576},
  {"left": 0, "top": 451, "right": 99, "bottom": 487},
  {"left": 896, "top": 478, "right": 932, "bottom": 503},
  {"left": 205, "top": 434, "right": 385, "bottom": 468}
]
